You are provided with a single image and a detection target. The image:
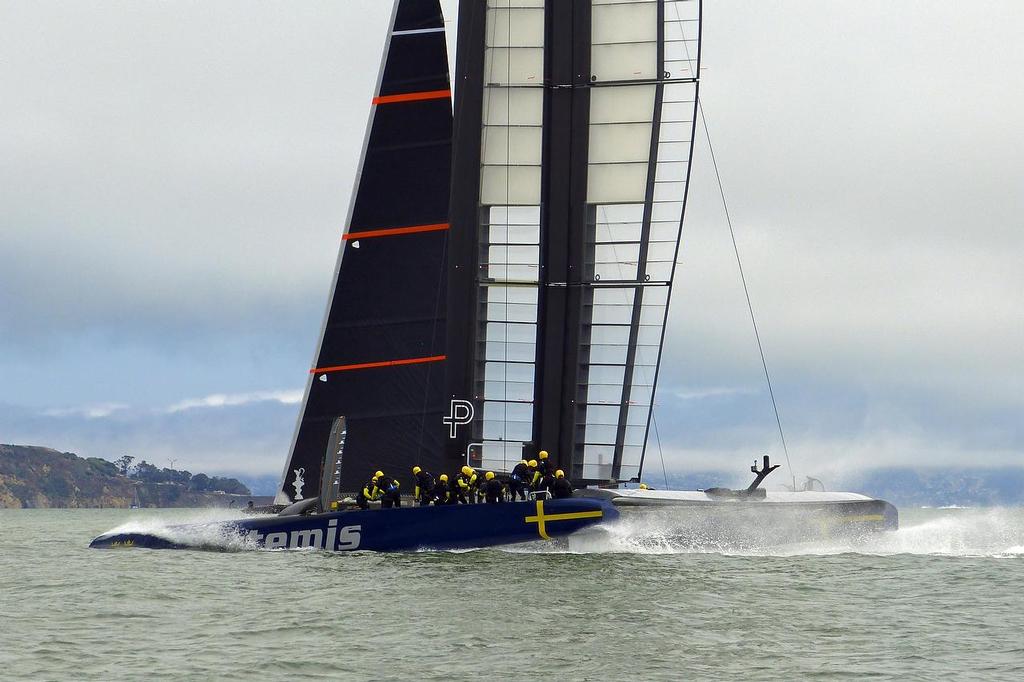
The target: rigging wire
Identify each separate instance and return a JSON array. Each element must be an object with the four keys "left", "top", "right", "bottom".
[
  {"left": 696, "top": 99, "right": 796, "bottom": 487},
  {"left": 652, "top": 413, "right": 670, "bottom": 490}
]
